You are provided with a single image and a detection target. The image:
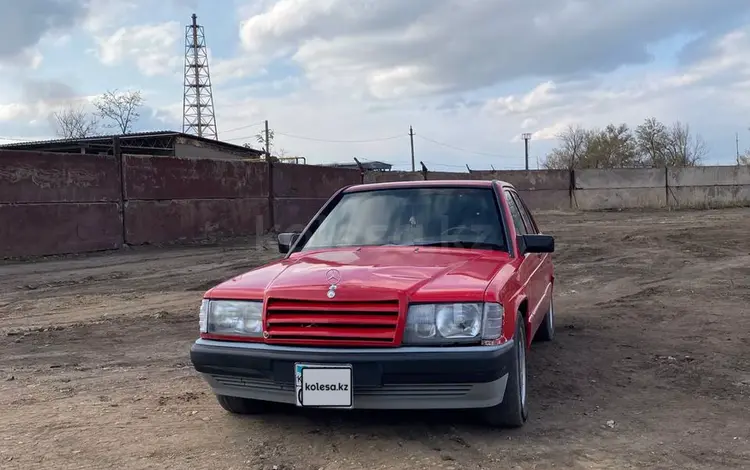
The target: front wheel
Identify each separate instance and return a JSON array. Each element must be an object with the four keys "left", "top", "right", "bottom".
[
  {"left": 480, "top": 313, "right": 529, "bottom": 428},
  {"left": 216, "top": 394, "right": 268, "bottom": 415},
  {"left": 534, "top": 296, "right": 555, "bottom": 342}
]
